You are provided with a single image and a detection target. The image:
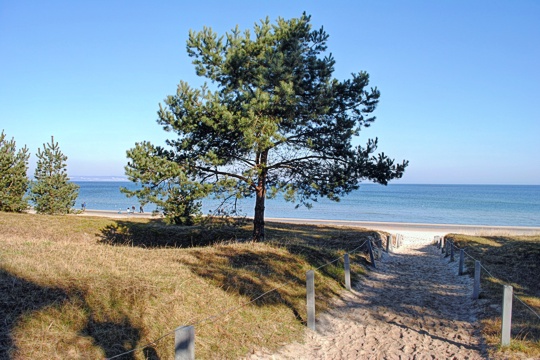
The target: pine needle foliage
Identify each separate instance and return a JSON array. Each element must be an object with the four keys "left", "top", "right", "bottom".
[
  {"left": 125, "top": 13, "right": 408, "bottom": 240},
  {"left": 29, "top": 136, "right": 79, "bottom": 214},
  {"left": 0, "top": 130, "right": 30, "bottom": 212}
]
